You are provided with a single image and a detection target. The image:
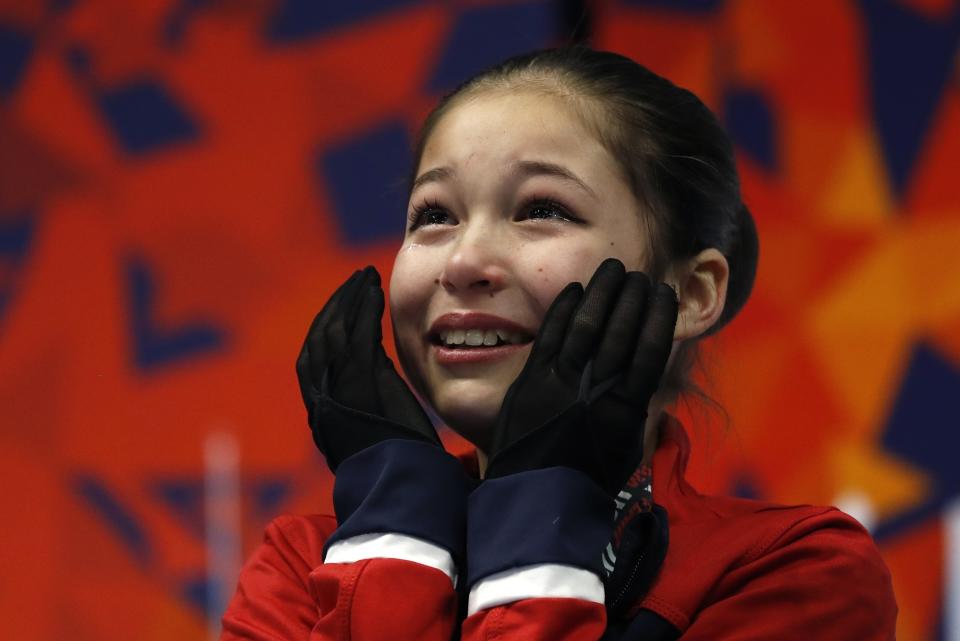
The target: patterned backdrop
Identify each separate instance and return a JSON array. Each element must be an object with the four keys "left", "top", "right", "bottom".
[{"left": 0, "top": 0, "right": 958, "bottom": 639}]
